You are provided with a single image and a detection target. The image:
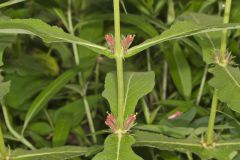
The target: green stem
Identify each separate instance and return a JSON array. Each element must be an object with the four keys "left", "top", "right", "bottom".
[
  {"left": 220, "top": 0, "right": 232, "bottom": 57},
  {"left": 196, "top": 65, "right": 208, "bottom": 105},
  {"left": 67, "top": 0, "right": 97, "bottom": 143},
  {"left": 186, "top": 151, "right": 193, "bottom": 160},
  {"left": 0, "top": 125, "right": 6, "bottom": 158},
  {"left": 44, "top": 109, "right": 54, "bottom": 130},
  {"left": 114, "top": 0, "right": 125, "bottom": 128},
  {"left": 94, "top": 57, "right": 101, "bottom": 94},
  {"left": 206, "top": 0, "right": 232, "bottom": 145},
  {"left": 1, "top": 102, "right": 35, "bottom": 150},
  {"left": 161, "top": 61, "right": 168, "bottom": 100},
  {"left": 207, "top": 90, "right": 218, "bottom": 145}
]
